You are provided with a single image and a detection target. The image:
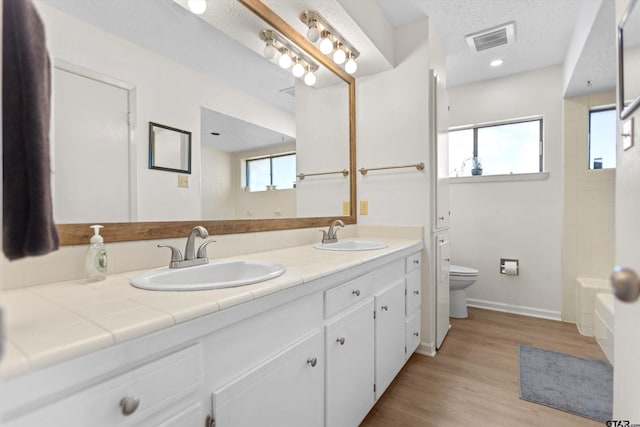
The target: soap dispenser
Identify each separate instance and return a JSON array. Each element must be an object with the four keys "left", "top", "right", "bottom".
[{"left": 86, "top": 225, "right": 107, "bottom": 281}]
